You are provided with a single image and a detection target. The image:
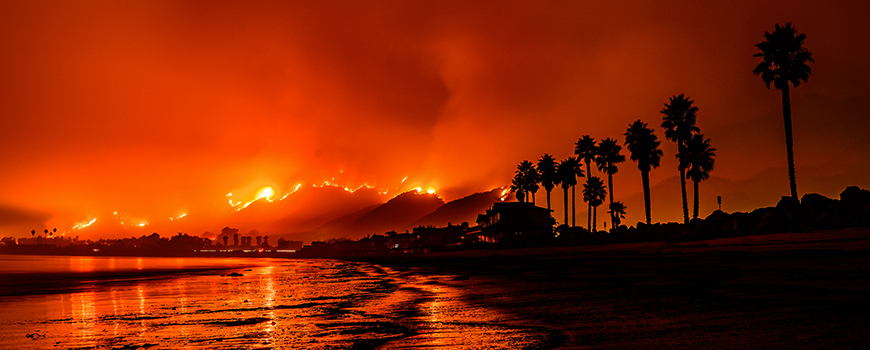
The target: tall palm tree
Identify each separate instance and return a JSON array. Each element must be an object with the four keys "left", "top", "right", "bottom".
[
  {"left": 682, "top": 134, "right": 717, "bottom": 219},
  {"left": 753, "top": 23, "right": 813, "bottom": 200},
  {"left": 661, "top": 94, "right": 699, "bottom": 224},
  {"left": 556, "top": 157, "right": 581, "bottom": 226},
  {"left": 31, "top": 229, "right": 35, "bottom": 237},
  {"left": 537, "top": 154, "right": 558, "bottom": 211},
  {"left": 595, "top": 138, "right": 626, "bottom": 229},
  {"left": 583, "top": 176, "right": 607, "bottom": 232},
  {"left": 608, "top": 201, "right": 627, "bottom": 228},
  {"left": 624, "top": 120, "right": 663, "bottom": 225},
  {"left": 568, "top": 157, "right": 584, "bottom": 226},
  {"left": 575, "top": 135, "right": 597, "bottom": 230},
  {"left": 516, "top": 160, "right": 537, "bottom": 203},
  {"left": 553, "top": 165, "right": 564, "bottom": 224}
]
